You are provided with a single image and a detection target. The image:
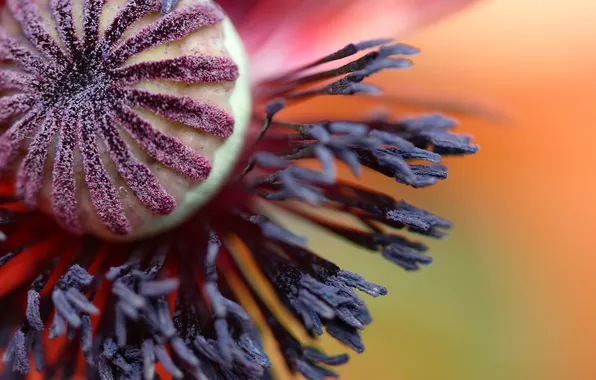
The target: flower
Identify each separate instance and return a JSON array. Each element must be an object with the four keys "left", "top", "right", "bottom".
[{"left": 0, "top": 0, "right": 479, "bottom": 378}]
